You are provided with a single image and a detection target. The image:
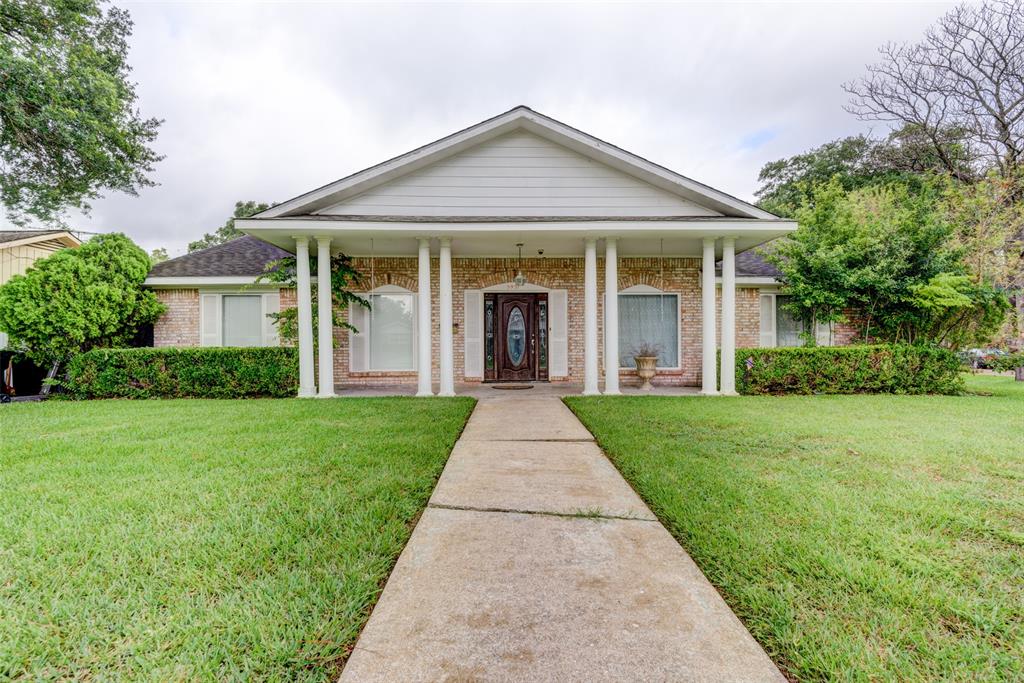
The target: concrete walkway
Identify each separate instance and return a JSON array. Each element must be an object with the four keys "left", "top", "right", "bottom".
[{"left": 340, "top": 396, "right": 784, "bottom": 682}]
